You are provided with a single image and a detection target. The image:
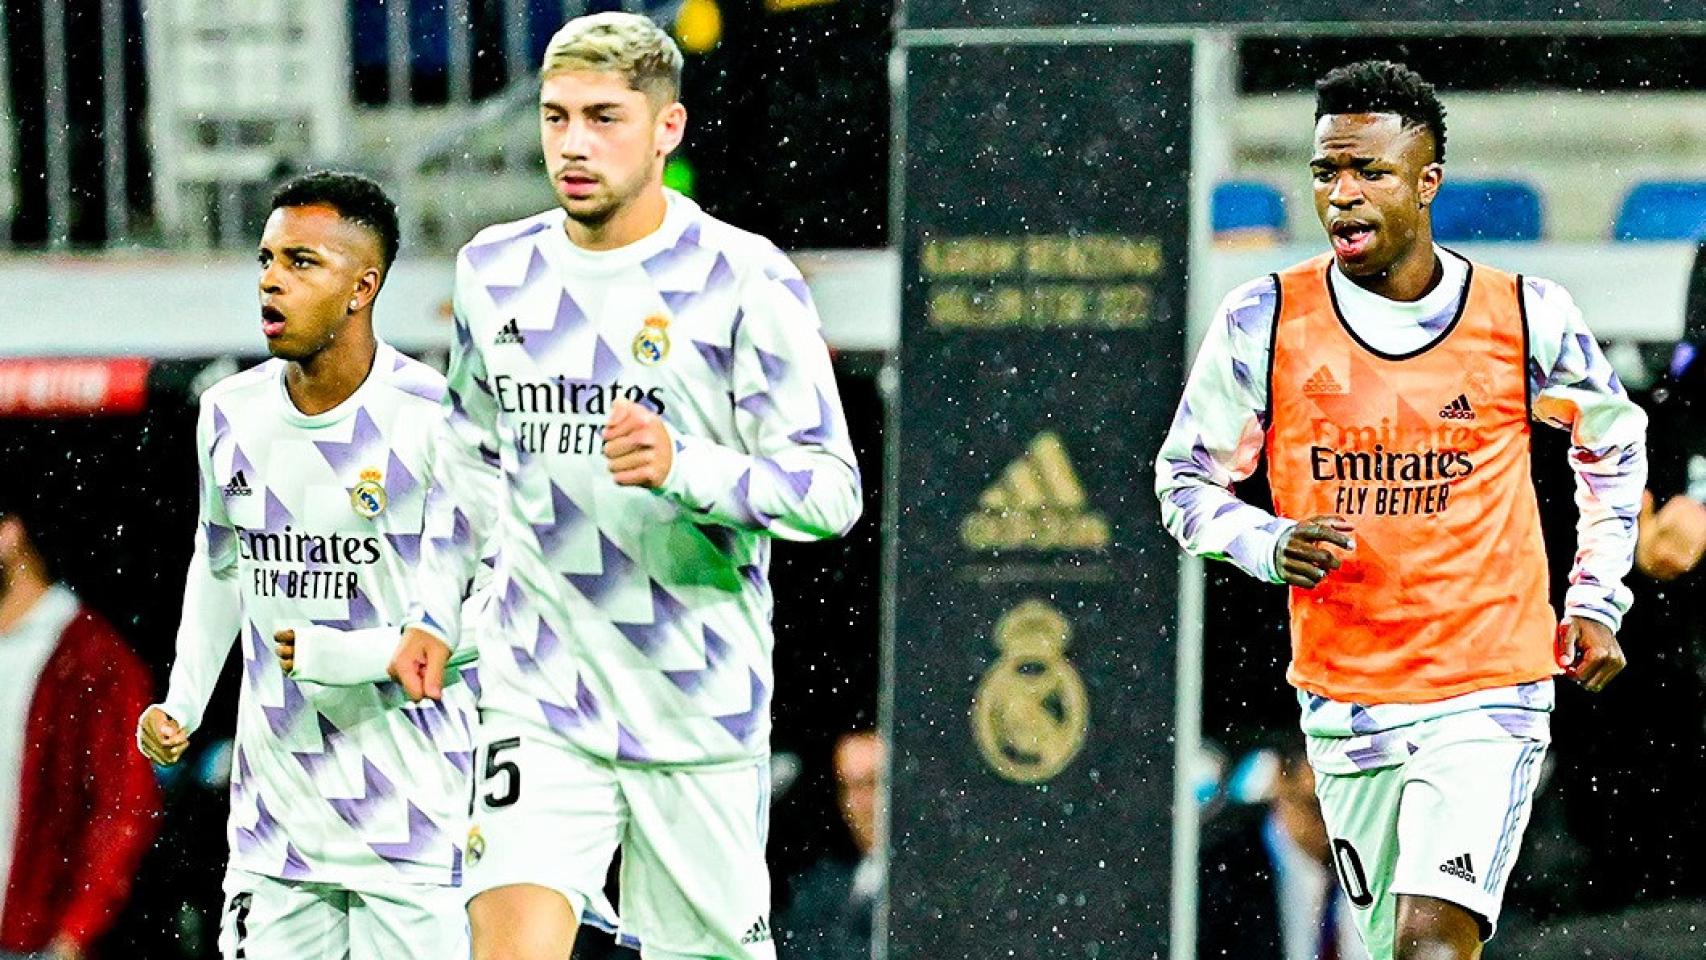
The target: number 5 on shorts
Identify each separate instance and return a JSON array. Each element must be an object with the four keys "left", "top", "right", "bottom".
[{"left": 483, "top": 737, "right": 522, "bottom": 808}]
